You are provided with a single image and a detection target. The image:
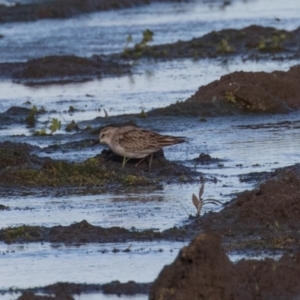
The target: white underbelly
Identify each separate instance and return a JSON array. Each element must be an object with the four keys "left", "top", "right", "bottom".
[{"left": 110, "top": 145, "right": 159, "bottom": 158}]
